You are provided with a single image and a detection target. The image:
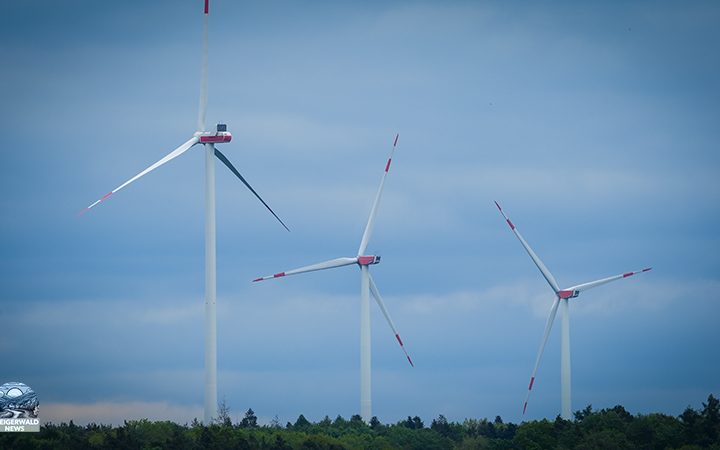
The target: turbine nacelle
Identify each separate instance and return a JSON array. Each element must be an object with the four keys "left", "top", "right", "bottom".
[
  {"left": 357, "top": 255, "right": 381, "bottom": 266},
  {"left": 557, "top": 289, "right": 580, "bottom": 299},
  {"left": 196, "top": 123, "right": 232, "bottom": 143}
]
